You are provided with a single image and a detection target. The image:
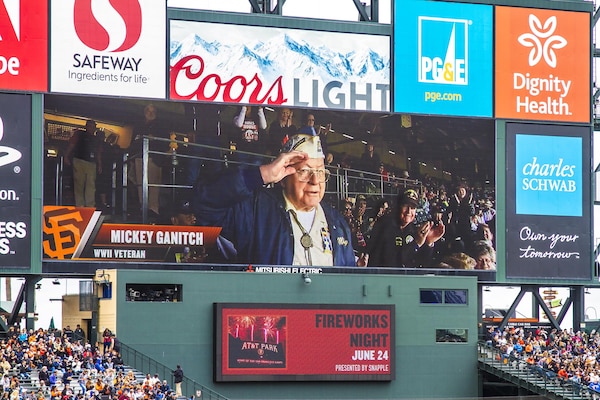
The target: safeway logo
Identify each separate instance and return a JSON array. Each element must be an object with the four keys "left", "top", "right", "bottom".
[
  {"left": 0, "top": 116, "right": 22, "bottom": 168},
  {"left": 73, "top": 0, "right": 142, "bottom": 52},
  {"left": 517, "top": 14, "right": 566, "bottom": 68},
  {"left": 0, "top": 0, "right": 19, "bottom": 41}
]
